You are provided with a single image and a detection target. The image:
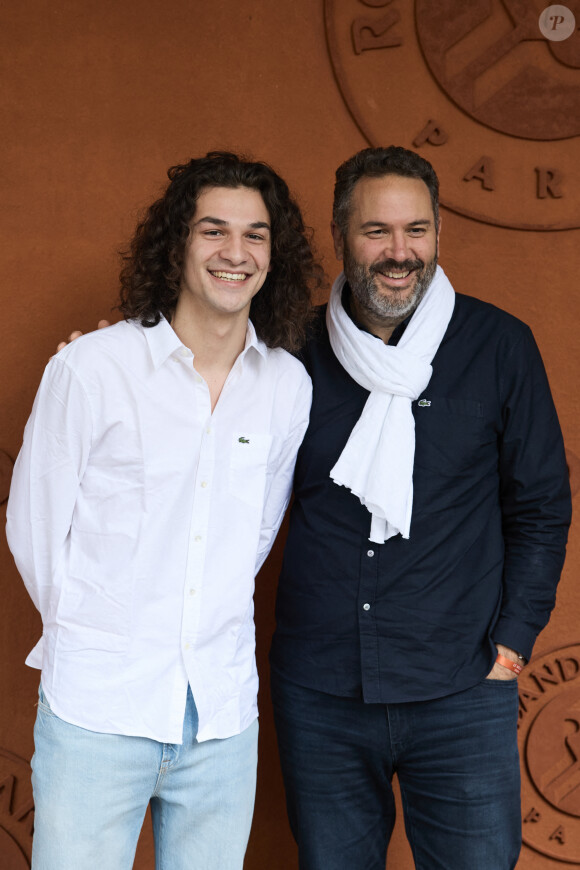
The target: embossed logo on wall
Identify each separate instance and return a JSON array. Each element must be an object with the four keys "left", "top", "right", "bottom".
[
  {"left": 519, "top": 645, "right": 580, "bottom": 863},
  {"left": 324, "top": 0, "right": 580, "bottom": 230},
  {"left": 0, "top": 749, "right": 33, "bottom": 869}
]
